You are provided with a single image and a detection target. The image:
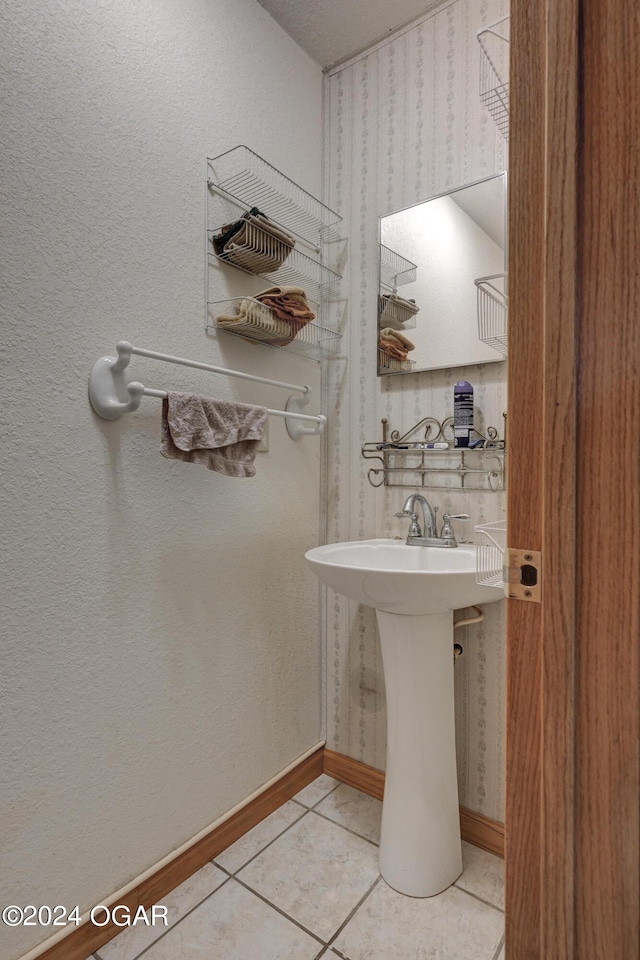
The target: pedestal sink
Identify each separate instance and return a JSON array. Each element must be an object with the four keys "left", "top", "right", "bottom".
[{"left": 305, "top": 538, "right": 502, "bottom": 898}]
